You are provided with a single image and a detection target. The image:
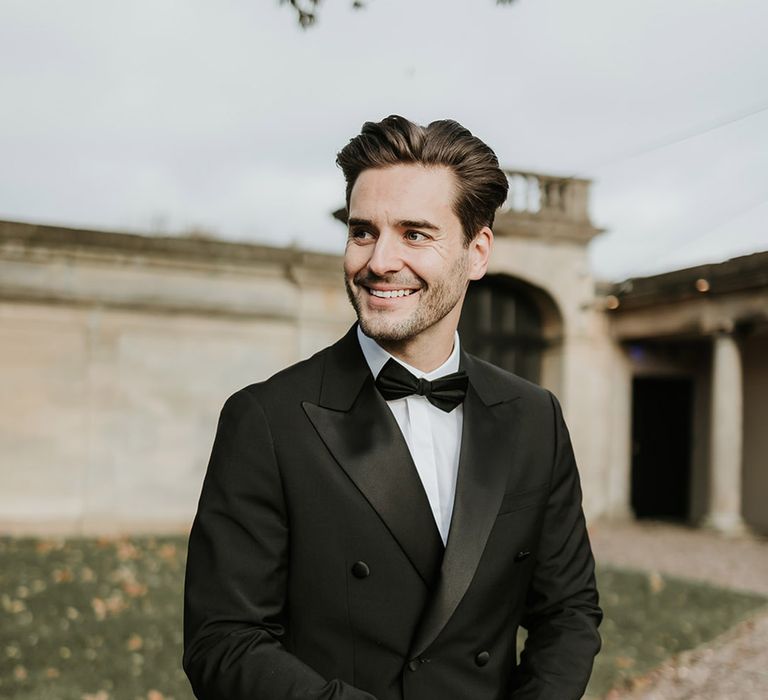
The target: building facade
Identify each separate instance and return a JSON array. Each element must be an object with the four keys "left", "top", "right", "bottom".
[
  {"left": 606, "top": 253, "right": 768, "bottom": 534},
  {"left": 1, "top": 173, "right": 765, "bottom": 536},
  {"left": 0, "top": 220, "right": 353, "bottom": 534}
]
